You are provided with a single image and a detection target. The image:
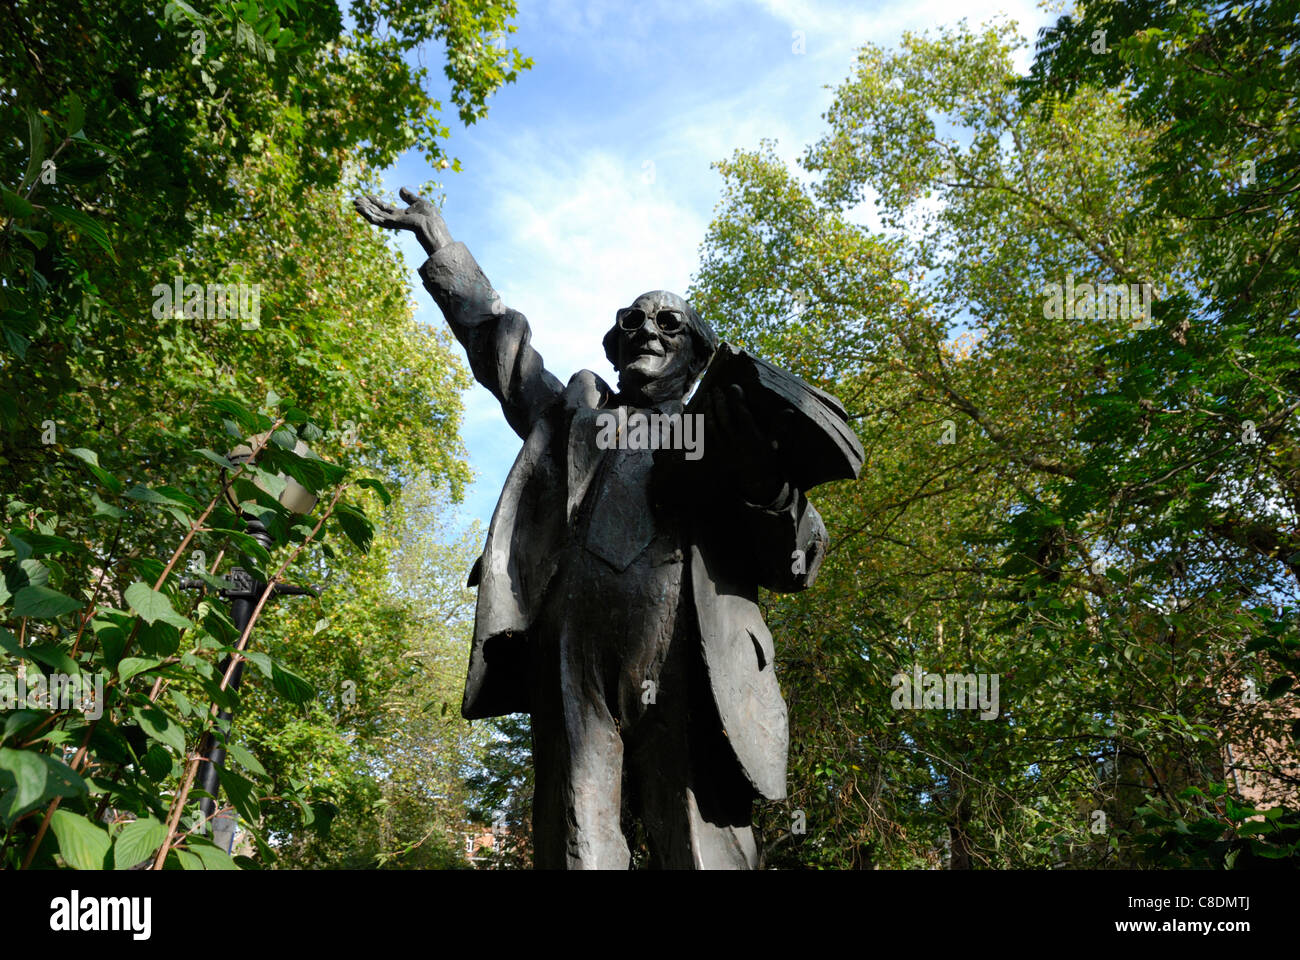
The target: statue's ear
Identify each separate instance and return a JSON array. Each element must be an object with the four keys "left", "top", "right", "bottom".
[
  {"left": 688, "top": 333, "right": 714, "bottom": 379},
  {"left": 602, "top": 324, "right": 621, "bottom": 371}
]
